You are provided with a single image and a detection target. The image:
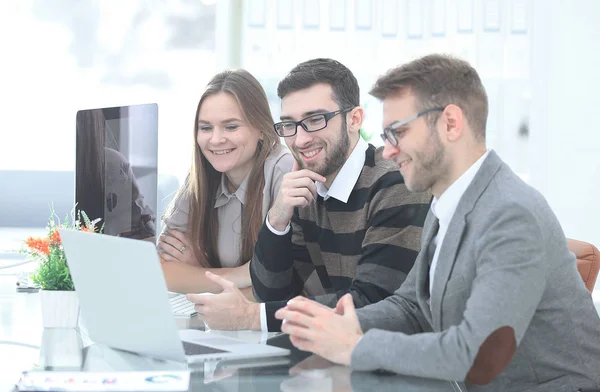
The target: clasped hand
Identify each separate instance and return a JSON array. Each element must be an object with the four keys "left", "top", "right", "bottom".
[
  {"left": 275, "top": 294, "right": 364, "bottom": 366},
  {"left": 158, "top": 229, "right": 198, "bottom": 265}
]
